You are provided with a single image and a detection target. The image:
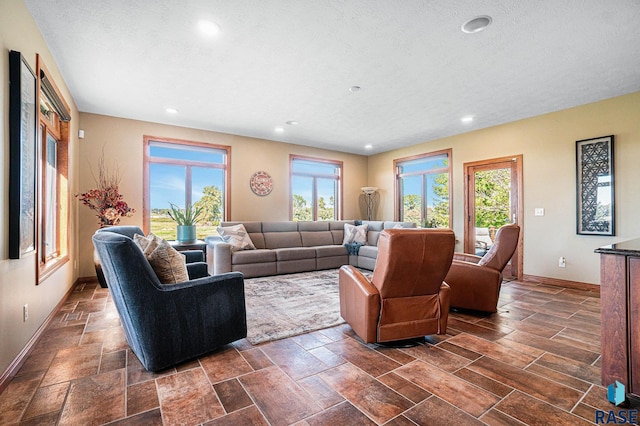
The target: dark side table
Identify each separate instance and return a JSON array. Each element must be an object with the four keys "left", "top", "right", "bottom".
[{"left": 169, "top": 240, "right": 207, "bottom": 255}]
